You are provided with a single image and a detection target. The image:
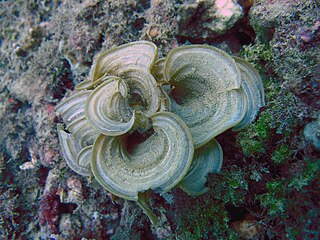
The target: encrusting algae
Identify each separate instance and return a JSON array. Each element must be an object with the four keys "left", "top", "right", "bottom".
[{"left": 56, "top": 40, "right": 265, "bottom": 224}]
